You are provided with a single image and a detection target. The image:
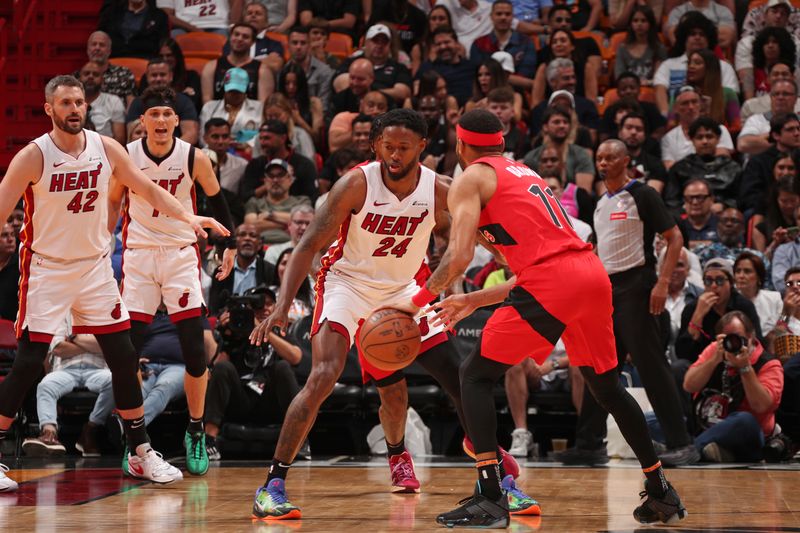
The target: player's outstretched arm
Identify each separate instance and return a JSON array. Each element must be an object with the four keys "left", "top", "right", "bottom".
[
  {"left": 194, "top": 149, "right": 237, "bottom": 280},
  {"left": 102, "top": 137, "right": 229, "bottom": 240},
  {"left": 250, "top": 169, "right": 368, "bottom": 344},
  {"left": 430, "top": 276, "right": 517, "bottom": 328},
  {"left": 0, "top": 144, "right": 42, "bottom": 226}
]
